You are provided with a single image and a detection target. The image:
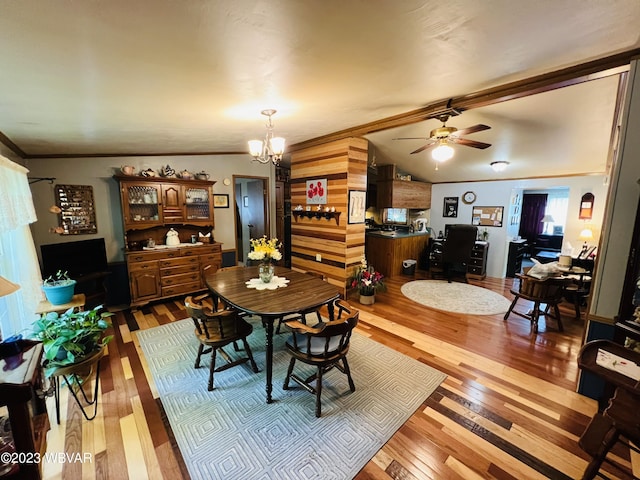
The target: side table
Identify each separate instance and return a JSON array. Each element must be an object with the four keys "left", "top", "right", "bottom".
[{"left": 35, "top": 293, "right": 86, "bottom": 315}]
